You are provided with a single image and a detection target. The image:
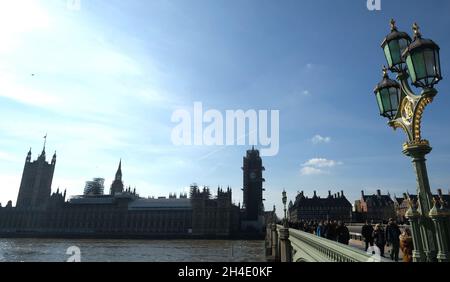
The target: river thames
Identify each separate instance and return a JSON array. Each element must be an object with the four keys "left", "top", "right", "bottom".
[{"left": 0, "top": 239, "right": 265, "bottom": 262}]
